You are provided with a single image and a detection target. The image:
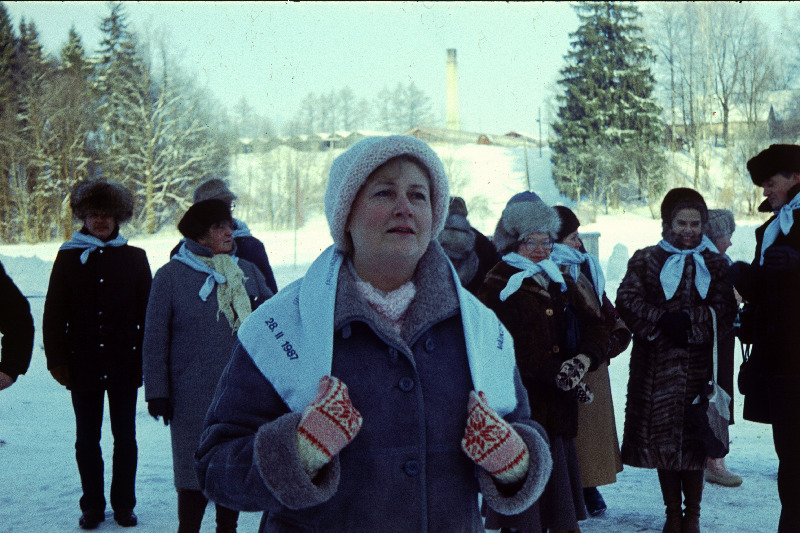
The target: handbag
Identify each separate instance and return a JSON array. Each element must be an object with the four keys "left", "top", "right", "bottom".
[{"left": 688, "top": 307, "right": 731, "bottom": 458}]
